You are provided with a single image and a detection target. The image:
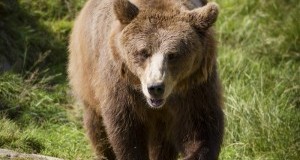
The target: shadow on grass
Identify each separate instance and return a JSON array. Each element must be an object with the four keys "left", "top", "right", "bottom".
[
  {"left": 0, "top": 0, "right": 70, "bottom": 83},
  {"left": 0, "top": 0, "right": 73, "bottom": 126}
]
